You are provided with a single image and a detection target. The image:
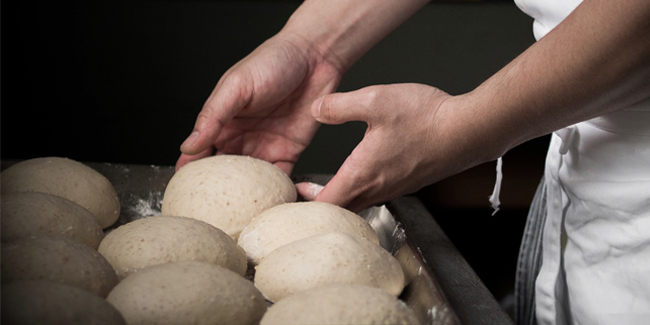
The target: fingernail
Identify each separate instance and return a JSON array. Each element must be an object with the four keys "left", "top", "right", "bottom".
[
  {"left": 180, "top": 131, "right": 200, "bottom": 151},
  {"left": 312, "top": 96, "right": 325, "bottom": 118}
]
